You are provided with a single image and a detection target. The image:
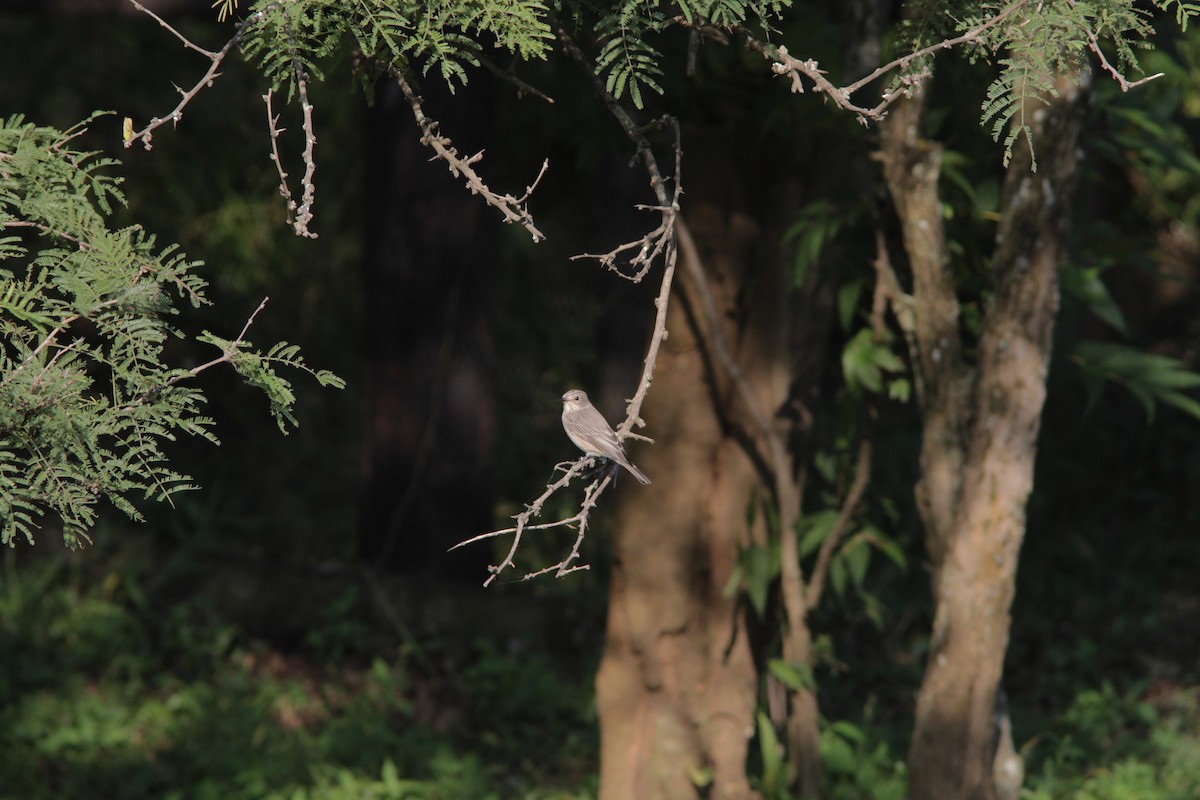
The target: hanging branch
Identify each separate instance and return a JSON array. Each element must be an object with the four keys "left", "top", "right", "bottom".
[
  {"left": 384, "top": 63, "right": 549, "bottom": 243},
  {"left": 261, "top": 51, "right": 319, "bottom": 237},
  {"left": 450, "top": 30, "right": 684, "bottom": 584},
  {"left": 560, "top": 31, "right": 680, "bottom": 283},
  {"left": 282, "top": 17, "right": 319, "bottom": 238}
]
